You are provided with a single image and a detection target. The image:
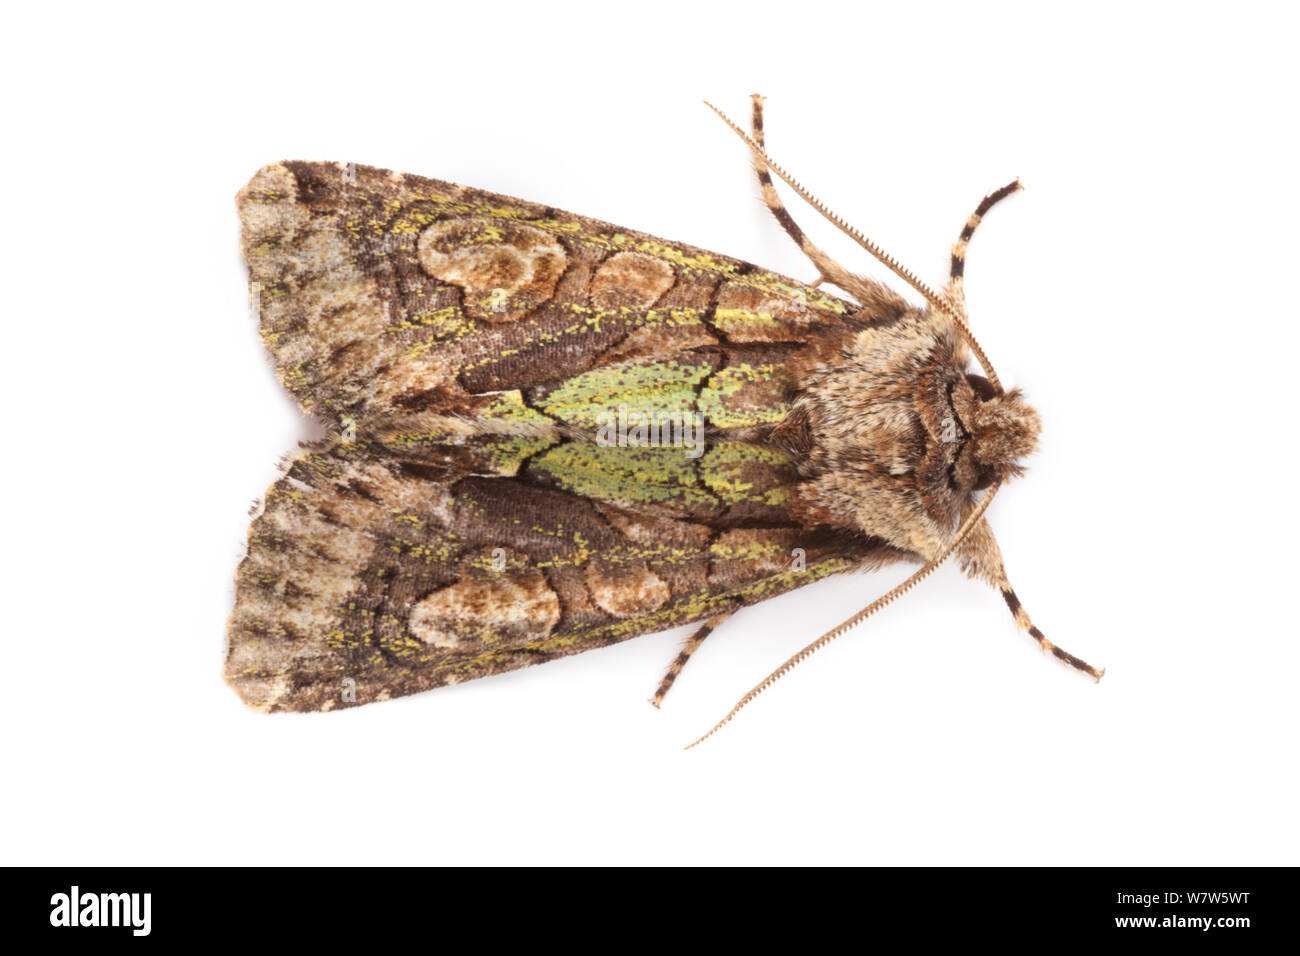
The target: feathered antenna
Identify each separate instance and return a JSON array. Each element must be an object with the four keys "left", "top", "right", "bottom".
[{"left": 703, "top": 100, "right": 1003, "bottom": 395}]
